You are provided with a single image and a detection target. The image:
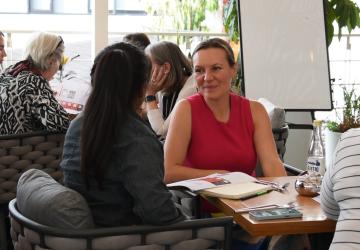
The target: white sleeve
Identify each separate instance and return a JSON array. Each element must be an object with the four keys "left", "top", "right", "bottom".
[
  {"left": 147, "top": 108, "right": 166, "bottom": 136},
  {"left": 147, "top": 75, "right": 197, "bottom": 138}
]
